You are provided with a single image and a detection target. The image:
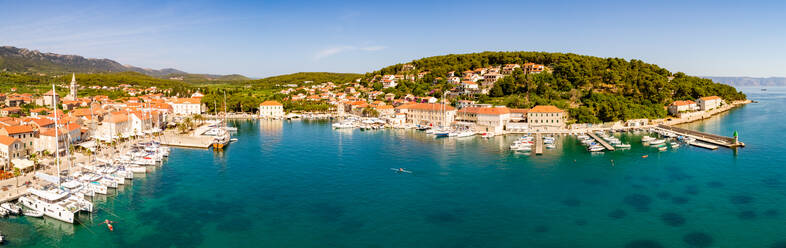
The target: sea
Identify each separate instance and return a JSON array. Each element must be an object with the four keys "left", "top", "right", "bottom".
[{"left": 1, "top": 87, "right": 784, "bottom": 248}]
